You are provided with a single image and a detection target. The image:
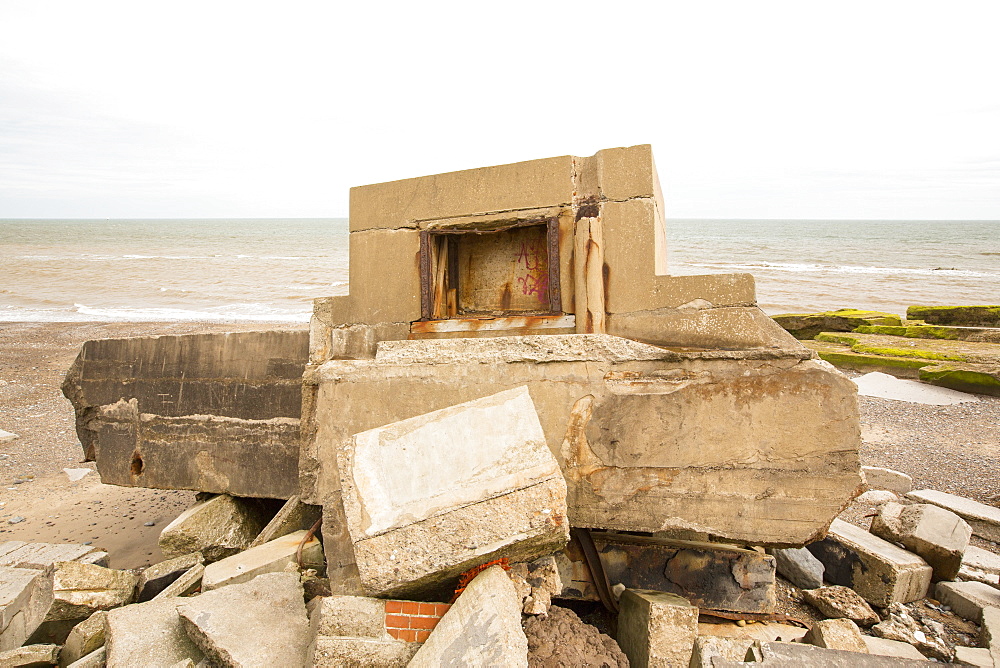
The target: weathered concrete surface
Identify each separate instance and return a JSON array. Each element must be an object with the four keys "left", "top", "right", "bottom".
[
  {"left": 772, "top": 309, "right": 902, "bottom": 339},
  {"left": 558, "top": 533, "right": 776, "bottom": 614},
  {"left": 158, "top": 494, "right": 275, "bottom": 562},
  {"left": 802, "top": 618, "right": 869, "bottom": 653},
  {"left": 303, "top": 335, "right": 861, "bottom": 552},
  {"left": 0, "top": 542, "right": 105, "bottom": 570},
  {"left": 307, "top": 595, "right": 420, "bottom": 667},
  {"left": 61, "top": 330, "right": 308, "bottom": 497},
  {"left": 60, "top": 610, "right": 106, "bottom": 666},
  {"left": 871, "top": 602, "right": 953, "bottom": 662},
  {"left": 104, "top": 597, "right": 204, "bottom": 667},
  {"left": 201, "top": 530, "right": 323, "bottom": 591},
  {"left": 339, "top": 387, "right": 568, "bottom": 598},
  {"left": 862, "top": 466, "right": 913, "bottom": 493},
  {"left": 152, "top": 564, "right": 204, "bottom": 600},
  {"left": 863, "top": 636, "right": 929, "bottom": 661},
  {"left": 807, "top": 519, "right": 932, "bottom": 607},
  {"left": 907, "top": 305, "right": 1000, "bottom": 327},
  {"left": 752, "top": 640, "right": 932, "bottom": 666},
  {"left": 177, "top": 572, "right": 311, "bottom": 668},
  {"left": 907, "top": 489, "right": 1000, "bottom": 543},
  {"left": 65, "top": 646, "right": 106, "bottom": 668},
  {"left": 801, "top": 586, "right": 880, "bottom": 627},
  {"left": 936, "top": 581, "right": 1000, "bottom": 622},
  {"left": 312, "top": 637, "right": 418, "bottom": 668},
  {"left": 45, "top": 561, "right": 137, "bottom": 622},
  {"left": 691, "top": 636, "right": 757, "bottom": 667},
  {"left": 964, "top": 546, "right": 1000, "bottom": 576},
  {"left": 770, "top": 546, "right": 824, "bottom": 590},
  {"left": 137, "top": 552, "right": 204, "bottom": 602},
  {"left": 616, "top": 589, "right": 698, "bottom": 668},
  {"left": 248, "top": 496, "right": 321, "bottom": 549},
  {"left": 0, "top": 566, "right": 53, "bottom": 652},
  {"left": 870, "top": 502, "right": 971, "bottom": 581},
  {"left": 408, "top": 566, "right": 527, "bottom": 668},
  {"left": 0, "top": 643, "right": 60, "bottom": 666},
  {"left": 954, "top": 646, "right": 994, "bottom": 666}
]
